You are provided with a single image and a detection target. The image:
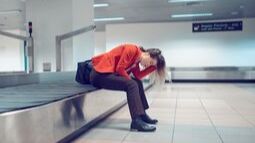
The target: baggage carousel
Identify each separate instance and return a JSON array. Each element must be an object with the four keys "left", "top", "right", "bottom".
[{"left": 0, "top": 72, "right": 152, "bottom": 143}]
